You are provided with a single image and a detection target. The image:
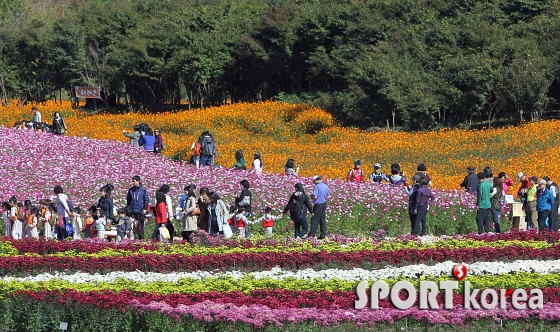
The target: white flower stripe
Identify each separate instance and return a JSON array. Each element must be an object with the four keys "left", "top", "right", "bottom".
[{"left": 3, "top": 259, "right": 560, "bottom": 284}]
